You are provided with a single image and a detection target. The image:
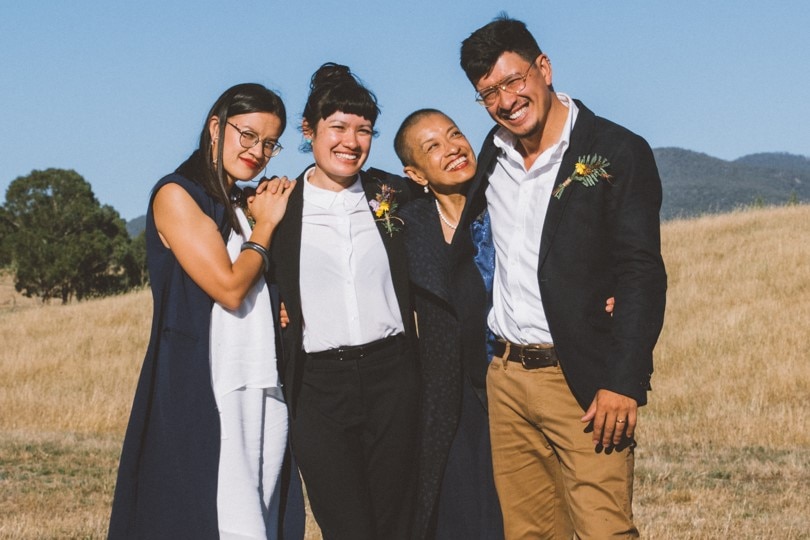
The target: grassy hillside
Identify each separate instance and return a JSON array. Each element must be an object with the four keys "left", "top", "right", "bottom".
[{"left": 2, "top": 204, "right": 809, "bottom": 538}]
